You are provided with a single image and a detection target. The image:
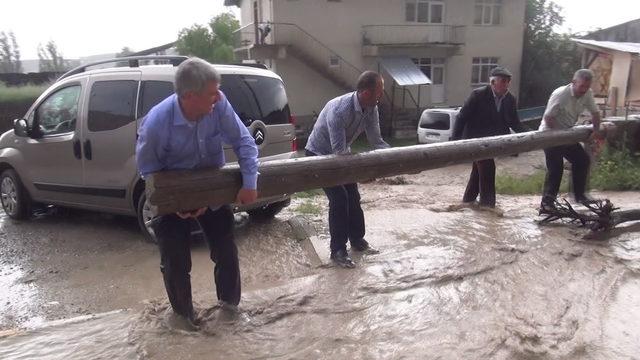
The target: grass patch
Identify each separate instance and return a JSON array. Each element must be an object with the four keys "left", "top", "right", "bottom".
[
  {"left": 295, "top": 200, "right": 322, "bottom": 215},
  {"left": 496, "top": 169, "right": 568, "bottom": 195},
  {"left": 496, "top": 146, "right": 640, "bottom": 194},
  {"left": 293, "top": 188, "right": 323, "bottom": 199},
  {"left": 0, "top": 82, "right": 48, "bottom": 103}
]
